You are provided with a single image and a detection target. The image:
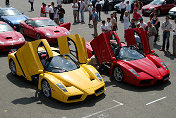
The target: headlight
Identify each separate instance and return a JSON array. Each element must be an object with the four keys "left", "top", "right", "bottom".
[
  {"left": 95, "top": 73, "right": 102, "bottom": 82},
  {"left": 161, "top": 62, "right": 167, "bottom": 70},
  {"left": 129, "top": 69, "right": 139, "bottom": 77},
  {"left": 0, "top": 41, "right": 4, "bottom": 45},
  {"left": 18, "top": 37, "right": 25, "bottom": 41},
  {"left": 65, "top": 31, "right": 70, "bottom": 35},
  {"left": 56, "top": 83, "right": 68, "bottom": 92},
  {"left": 45, "top": 33, "right": 53, "bottom": 37}
]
